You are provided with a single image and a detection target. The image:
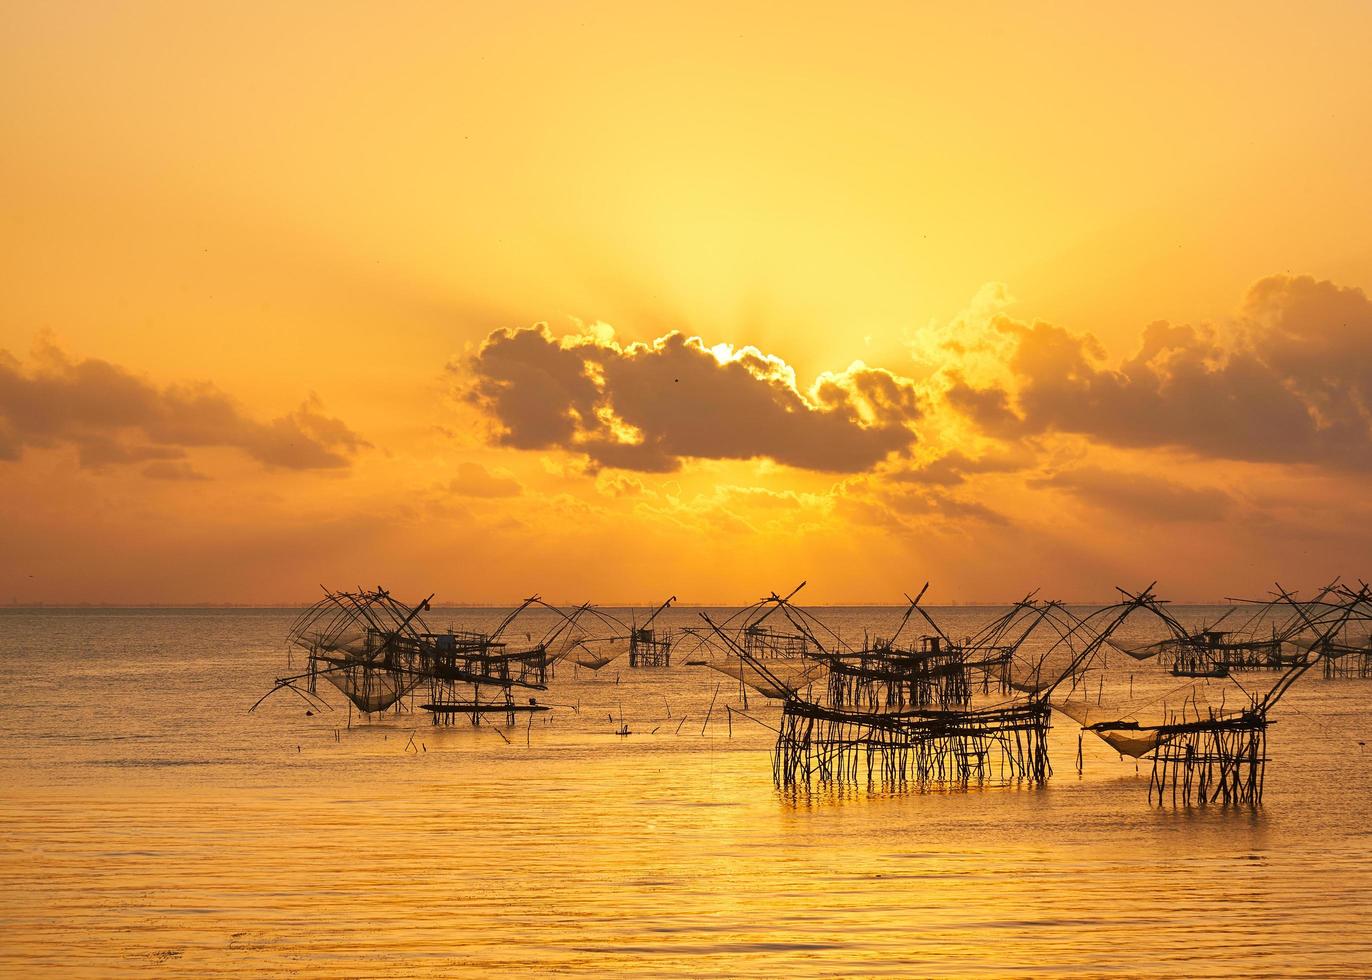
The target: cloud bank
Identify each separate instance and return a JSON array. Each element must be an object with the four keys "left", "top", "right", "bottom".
[
  {"left": 463, "top": 325, "right": 921, "bottom": 473},
  {"left": 945, "top": 275, "right": 1372, "bottom": 469},
  {"left": 0, "top": 339, "right": 366, "bottom": 472}
]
